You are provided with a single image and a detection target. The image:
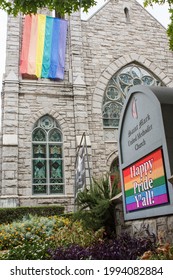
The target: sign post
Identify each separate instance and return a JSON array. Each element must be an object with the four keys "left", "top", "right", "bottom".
[{"left": 118, "top": 86, "right": 173, "bottom": 220}]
